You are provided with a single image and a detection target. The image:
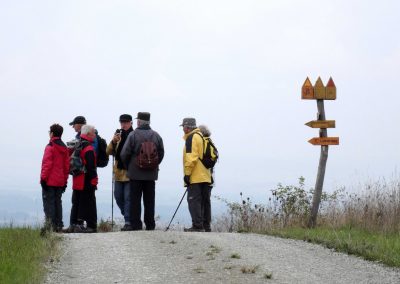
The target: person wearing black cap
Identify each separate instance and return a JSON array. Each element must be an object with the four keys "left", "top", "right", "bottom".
[
  {"left": 120, "top": 112, "right": 164, "bottom": 230},
  {"left": 69, "top": 116, "right": 87, "bottom": 139},
  {"left": 106, "top": 114, "right": 134, "bottom": 231}
]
